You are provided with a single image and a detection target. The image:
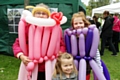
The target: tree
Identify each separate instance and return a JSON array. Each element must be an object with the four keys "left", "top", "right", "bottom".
[{"left": 24, "top": 0, "right": 30, "bottom": 9}]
